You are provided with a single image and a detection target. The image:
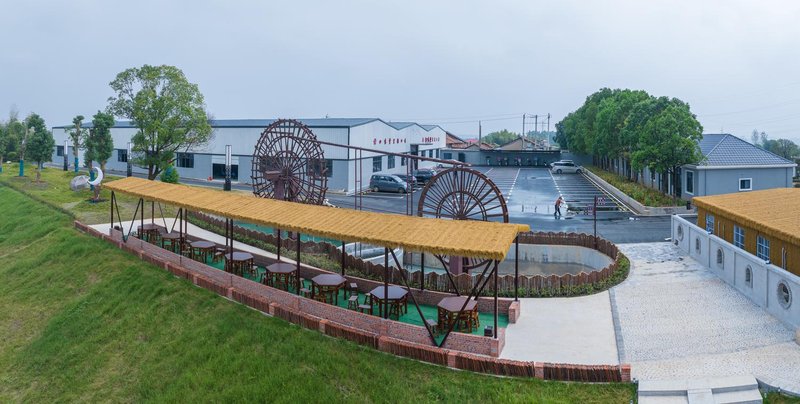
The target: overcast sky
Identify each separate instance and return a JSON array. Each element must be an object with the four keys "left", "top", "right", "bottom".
[{"left": 2, "top": 0, "right": 800, "bottom": 143}]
